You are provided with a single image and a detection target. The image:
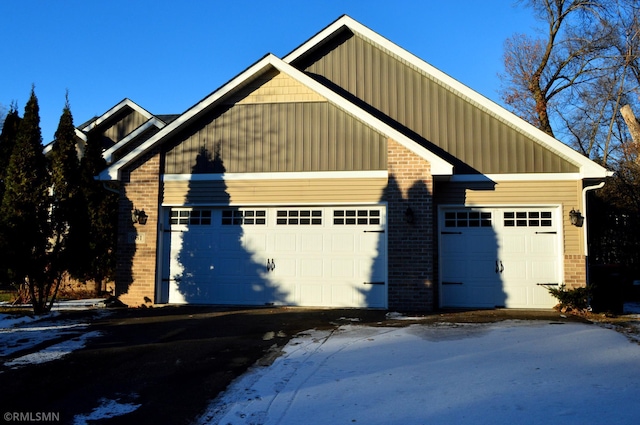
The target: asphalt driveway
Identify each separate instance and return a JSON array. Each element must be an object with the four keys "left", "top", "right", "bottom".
[{"left": 0, "top": 306, "right": 592, "bottom": 424}]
